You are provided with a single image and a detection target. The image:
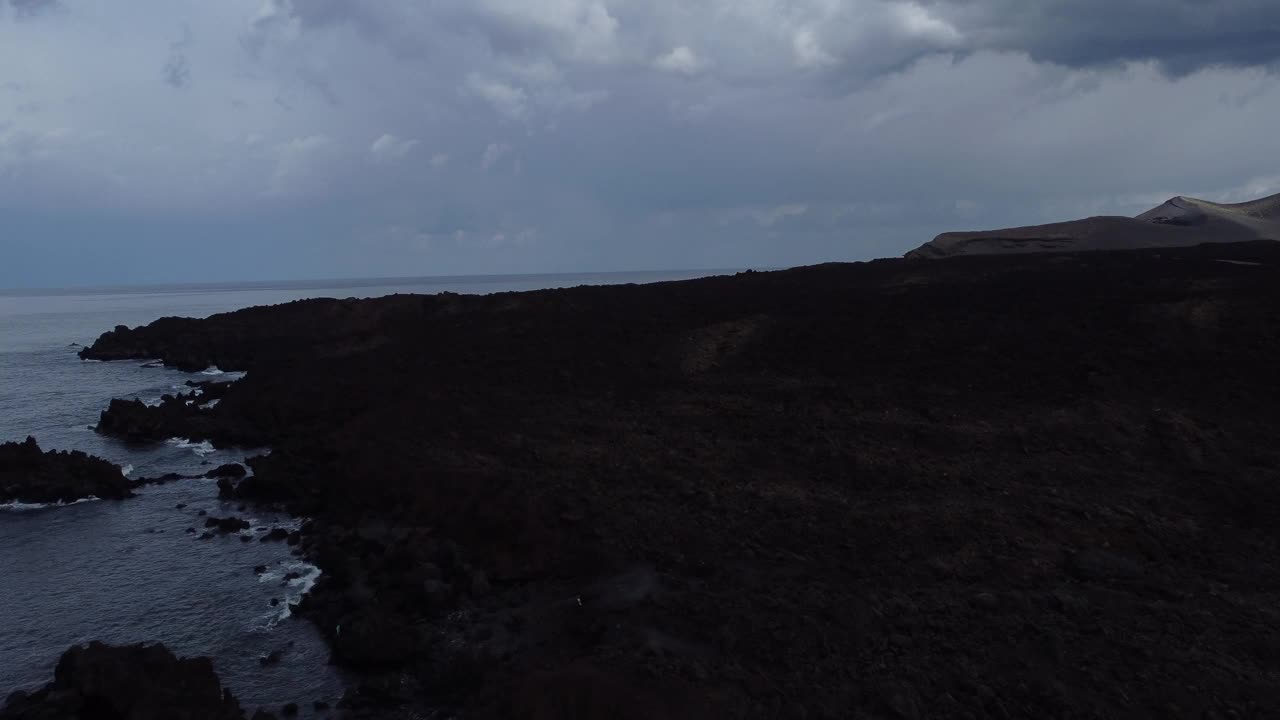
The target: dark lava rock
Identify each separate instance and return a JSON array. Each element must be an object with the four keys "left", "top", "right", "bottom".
[
  {"left": 94, "top": 398, "right": 172, "bottom": 443},
  {"left": 259, "top": 650, "right": 284, "bottom": 667},
  {"left": 176, "top": 503, "right": 188, "bottom": 509},
  {"left": 76, "top": 241, "right": 1280, "bottom": 718},
  {"left": 280, "top": 703, "right": 298, "bottom": 716},
  {"left": 261, "top": 528, "right": 291, "bottom": 543},
  {"left": 0, "top": 641, "right": 244, "bottom": 719},
  {"left": 198, "top": 532, "right": 216, "bottom": 540},
  {"left": 0, "top": 437, "right": 131, "bottom": 505},
  {"left": 332, "top": 612, "right": 418, "bottom": 669},
  {"left": 313, "top": 701, "right": 330, "bottom": 711},
  {"left": 1067, "top": 549, "right": 1146, "bottom": 583},
  {"left": 207, "top": 463, "right": 247, "bottom": 479},
  {"left": 251, "top": 712, "right": 278, "bottom": 720},
  {"left": 205, "top": 516, "right": 251, "bottom": 533},
  {"left": 254, "top": 565, "right": 268, "bottom": 574}
]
